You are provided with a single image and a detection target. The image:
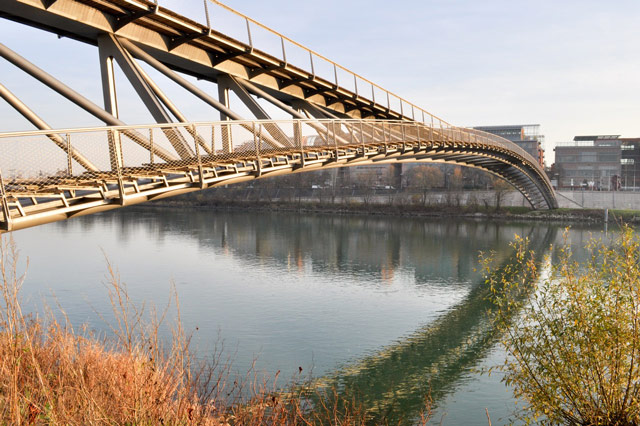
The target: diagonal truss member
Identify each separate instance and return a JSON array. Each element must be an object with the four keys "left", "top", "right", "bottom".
[{"left": 0, "top": 42, "right": 177, "bottom": 165}]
